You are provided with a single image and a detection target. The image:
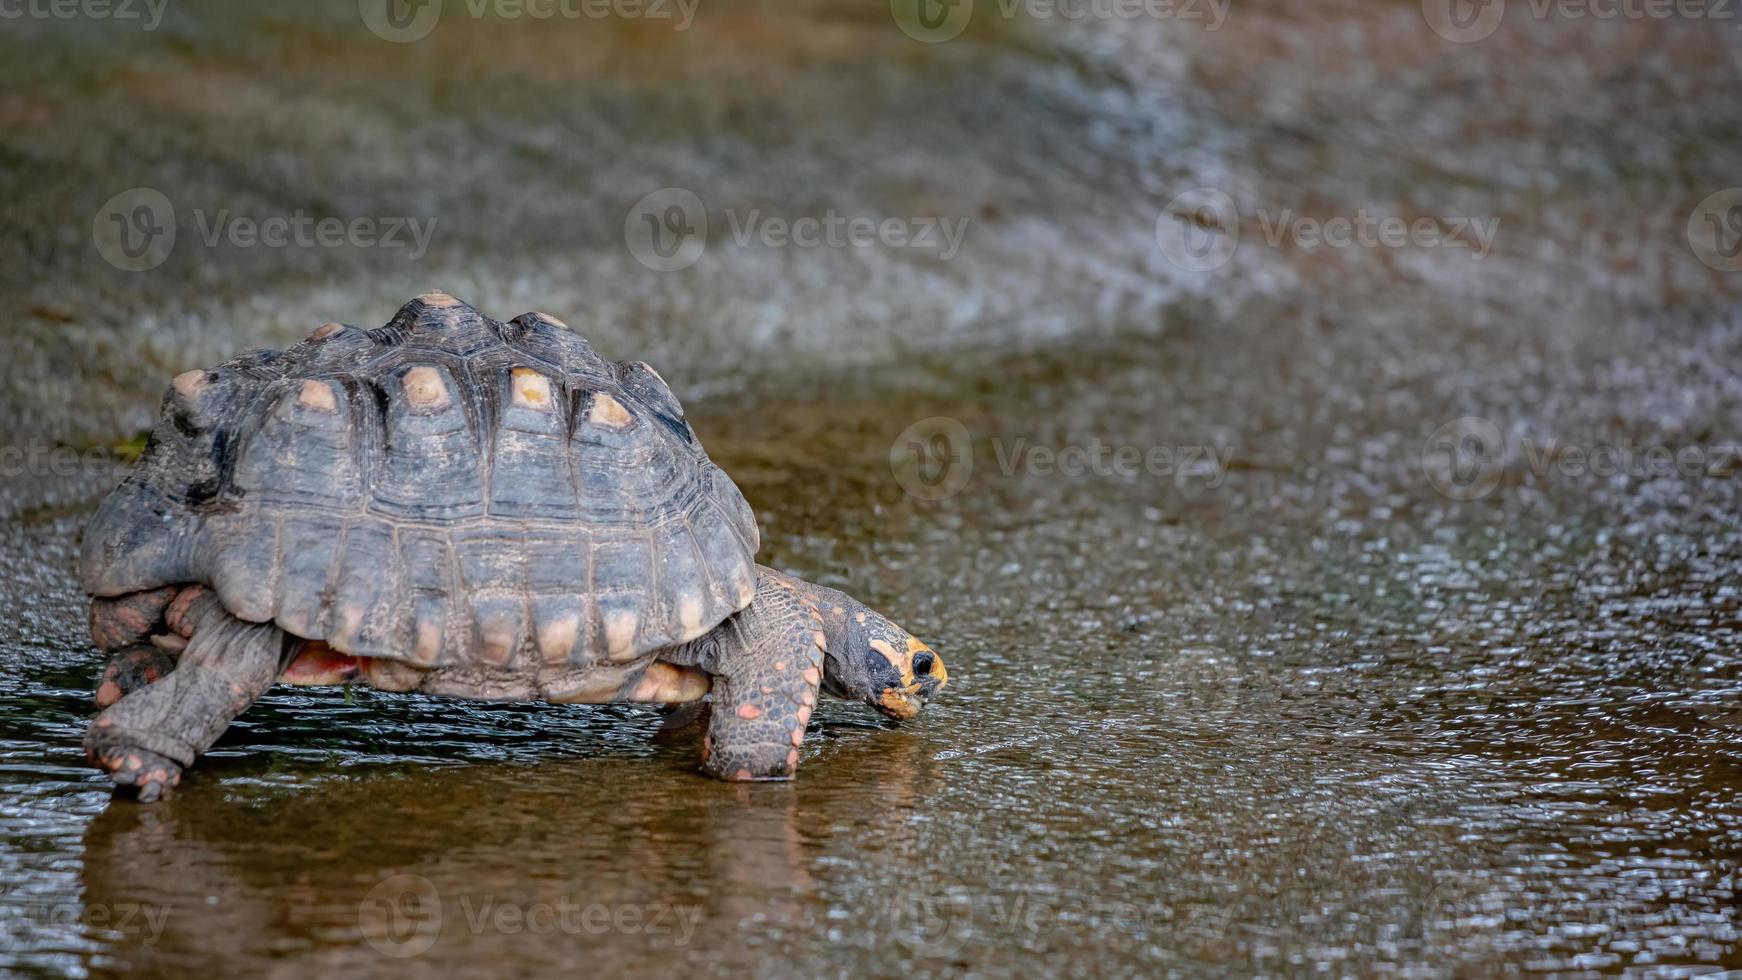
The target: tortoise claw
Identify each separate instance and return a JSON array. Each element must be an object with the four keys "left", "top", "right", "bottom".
[{"left": 92, "top": 745, "right": 182, "bottom": 802}]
